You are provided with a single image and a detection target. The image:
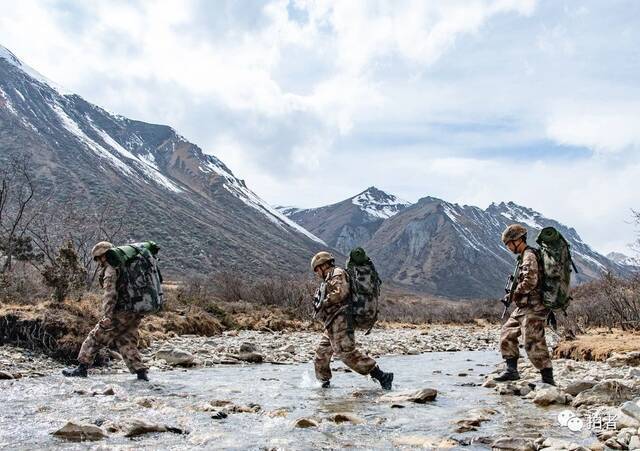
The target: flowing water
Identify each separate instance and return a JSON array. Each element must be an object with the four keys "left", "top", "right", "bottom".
[{"left": 0, "top": 351, "right": 597, "bottom": 450}]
